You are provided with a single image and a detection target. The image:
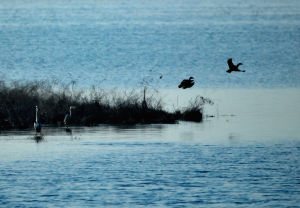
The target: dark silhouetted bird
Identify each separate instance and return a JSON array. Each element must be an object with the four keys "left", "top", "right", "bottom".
[
  {"left": 34, "top": 106, "right": 41, "bottom": 133},
  {"left": 178, "top": 77, "right": 194, "bottom": 89},
  {"left": 226, "top": 58, "right": 245, "bottom": 73},
  {"left": 64, "top": 106, "right": 75, "bottom": 128}
]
